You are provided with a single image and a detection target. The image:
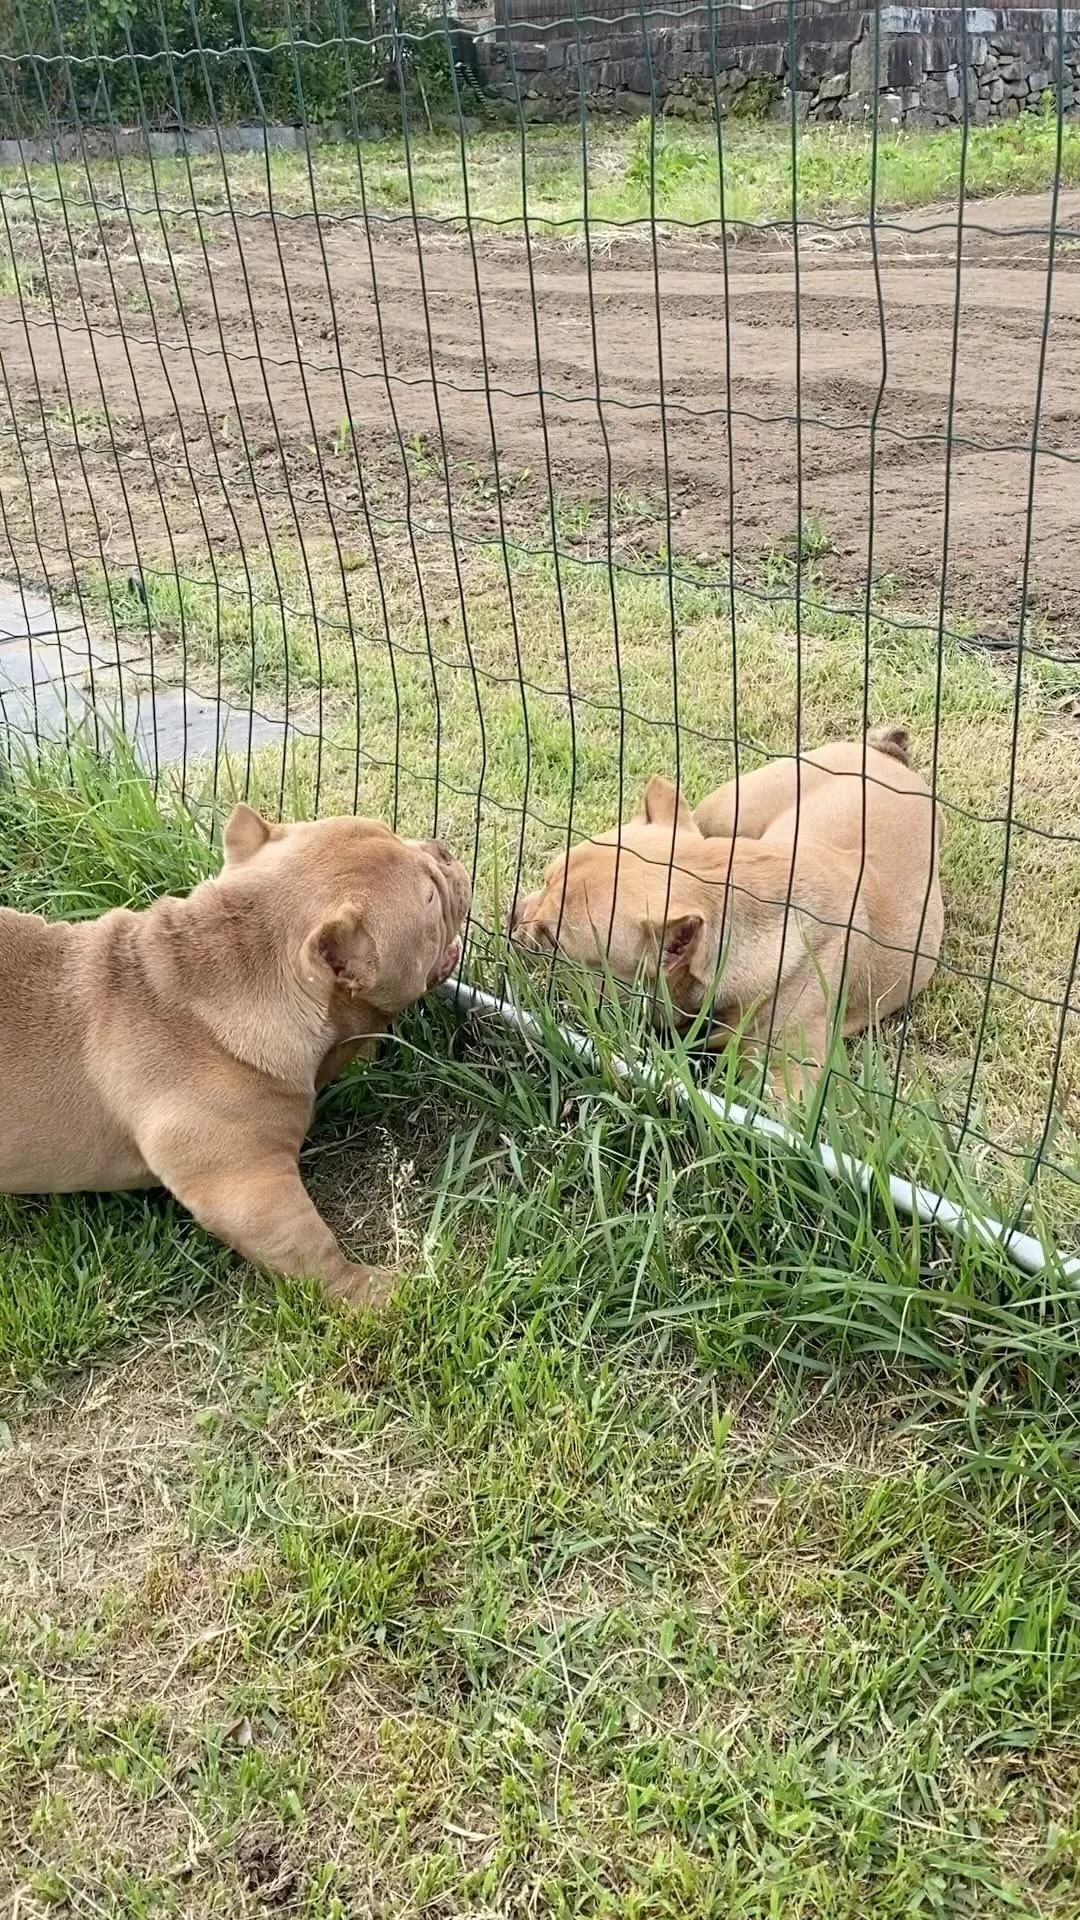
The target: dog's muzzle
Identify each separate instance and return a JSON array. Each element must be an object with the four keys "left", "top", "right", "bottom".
[
  {"left": 506, "top": 891, "right": 543, "bottom": 944},
  {"left": 420, "top": 839, "right": 471, "bottom": 978},
  {"left": 430, "top": 938, "right": 463, "bottom": 986}
]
